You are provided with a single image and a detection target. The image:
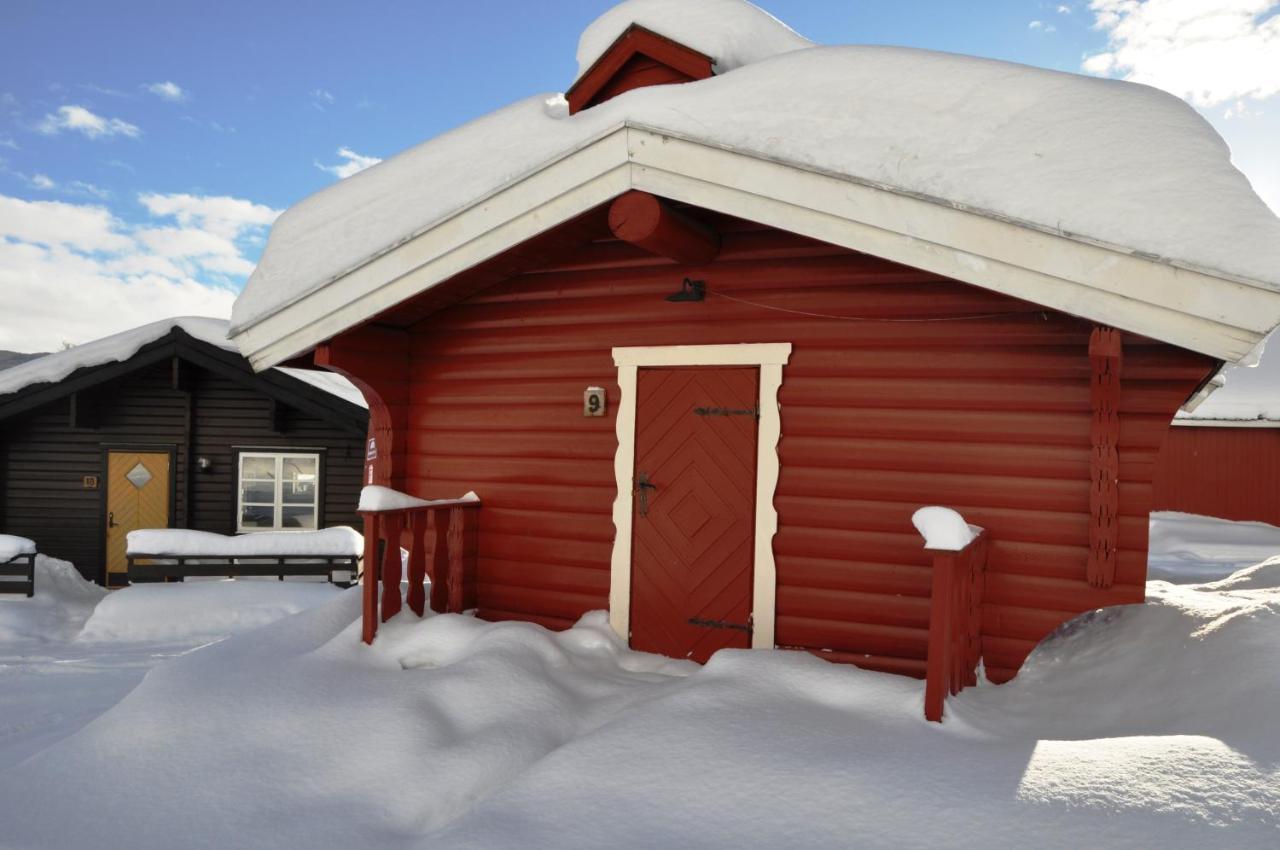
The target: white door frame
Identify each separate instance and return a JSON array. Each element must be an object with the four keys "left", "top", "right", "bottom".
[{"left": 609, "top": 343, "right": 792, "bottom": 650}]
